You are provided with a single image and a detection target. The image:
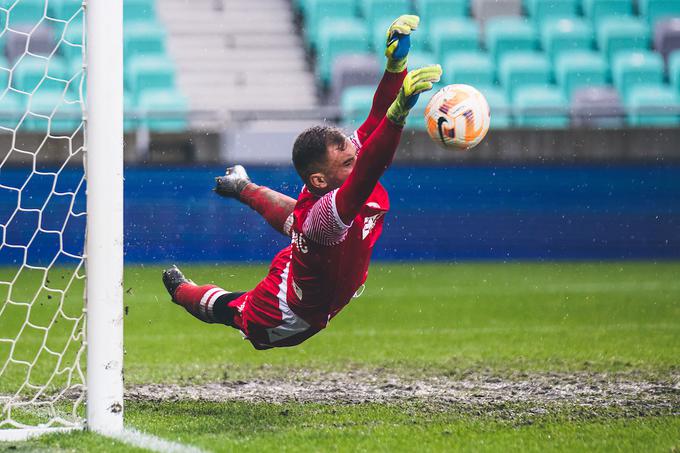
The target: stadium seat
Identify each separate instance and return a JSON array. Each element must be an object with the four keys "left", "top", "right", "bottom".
[
  {"left": 597, "top": 16, "right": 651, "bottom": 63},
  {"left": 669, "top": 50, "right": 680, "bottom": 93},
  {"left": 4, "top": 23, "right": 57, "bottom": 63},
  {"left": 626, "top": 84, "right": 680, "bottom": 126},
  {"left": 25, "top": 90, "right": 81, "bottom": 133},
  {"left": 471, "top": 0, "right": 523, "bottom": 25},
  {"left": 330, "top": 53, "right": 381, "bottom": 105},
  {"left": 48, "top": 0, "right": 81, "bottom": 21},
  {"left": 582, "top": 0, "right": 633, "bottom": 27},
  {"left": 3, "top": 0, "right": 44, "bottom": 28},
  {"left": 514, "top": 85, "right": 570, "bottom": 127},
  {"left": 638, "top": 0, "right": 680, "bottom": 28},
  {"left": 442, "top": 51, "right": 495, "bottom": 86},
  {"left": 415, "top": 0, "right": 468, "bottom": 28},
  {"left": 526, "top": 0, "right": 579, "bottom": 24},
  {"left": 0, "top": 90, "right": 29, "bottom": 130},
  {"left": 540, "top": 17, "right": 594, "bottom": 64},
  {"left": 611, "top": 50, "right": 664, "bottom": 101},
  {"left": 136, "top": 89, "right": 189, "bottom": 132},
  {"left": 485, "top": 17, "right": 538, "bottom": 65},
  {"left": 304, "top": 0, "right": 358, "bottom": 50},
  {"left": 57, "top": 18, "right": 83, "bottom": 63},
  {"left": 407, "top": 50, "right": 439, "bottom": 69},
  {"left": 360, "top": 0, "right": 412, "bottom": 31},
  {"left": 124, "top": 22, "right": 167, "bottom": 63},
  {"left": 11, "top": 55, "right": 69, "bottom": 94},
  {"left": 429, "top": 18, "right": 480, "bottom": 63},
  {"left": 498, "top": 51, "right": 551, "bottom": 99},
  {"left": 316, "top": 19, "right": 370, "bottom": 86},
  {"left": 654, "top": 18, "right": 680, "bottom": 61},
  {"left": 478, "top": 85, "right": 512, "bottom": 128},
  {"left": 570, "top": 86, "right": 626, "bottom": 127},
  {"left": 126, "top": 55, "right": 177, "bottom": 99},
  {"left": 555, "top": 50, "right": 608, "bottom": 98},
  {"left": 123, "top": 0, "right": 157, "bottom": 25},
  {"left": 341, "top": 85, "right": 373, "bottom": 129}
]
